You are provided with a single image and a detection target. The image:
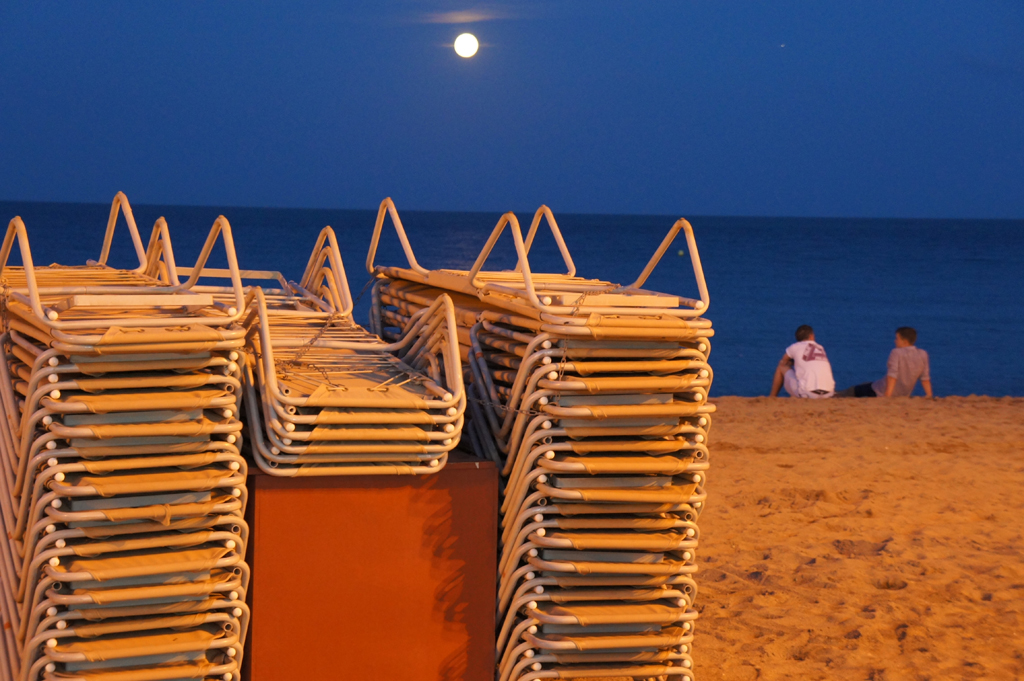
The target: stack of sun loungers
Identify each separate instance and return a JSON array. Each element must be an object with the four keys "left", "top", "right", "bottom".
[
  {"left": 0, "top": 189, "right": 716, "bottom": 680},
  {"left": 197, "top": 227, "right": 466, "bottom": 477},
  {"left": 0, "top": 195, "right": 250, "bottom": 681},
  {"left": 367, "top": 199, "right": 715, "bottom": 681}
]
